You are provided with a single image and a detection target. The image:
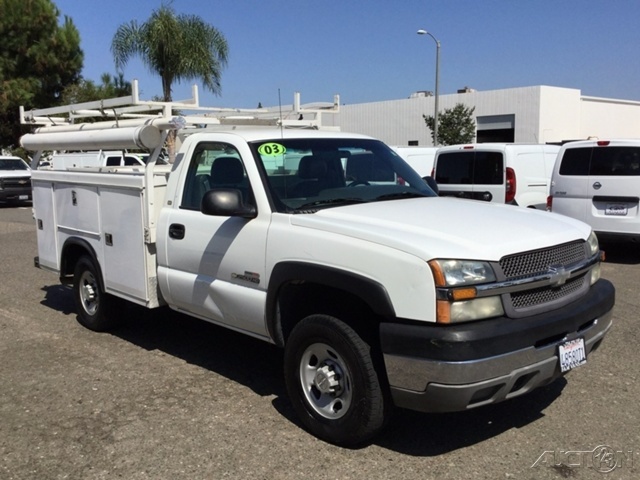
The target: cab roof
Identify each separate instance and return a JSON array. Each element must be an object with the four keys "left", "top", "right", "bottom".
[{"left": 179, "top": 127, "right": 375, "bottom": 143}]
